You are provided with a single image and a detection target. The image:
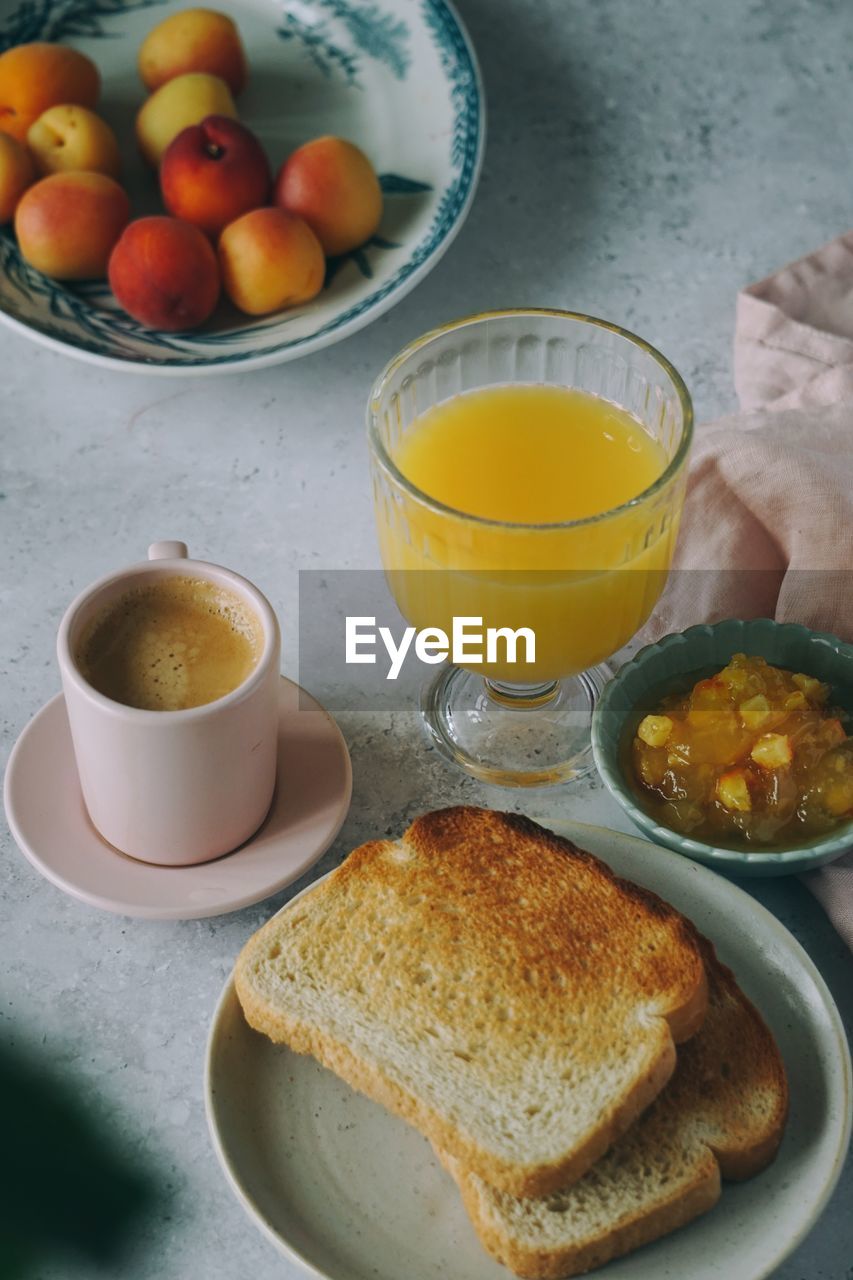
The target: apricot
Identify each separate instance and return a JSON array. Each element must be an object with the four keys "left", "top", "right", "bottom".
[
  {"left": 0, "top": 42, "right": 99, "bottom": 142},
  {"left": 218, "top": 208, "right": 324, "bottom": 315},
  {"left": 160, "top": 116, "right": 270, "bottom": 238},
  {"left": 0, "top": 132, "right": 35, "bottom": 222},
  {"left": 274, "top": 136, "right": 382, "bottom": 256},
  {"left": 109, "top": 216, "right": 220, "bottom": 330},
  {"left": 139, "top": 8, "right": 247, "bottom": 96},
  {"left": 15, "top": 171, "right": 129, "bottom": 279},
  {"left": 136, "top": 72, "right": 237, "bottom": 167},
  {"left": 27, "top": 104, "right": 121, "bottom": 178}
]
